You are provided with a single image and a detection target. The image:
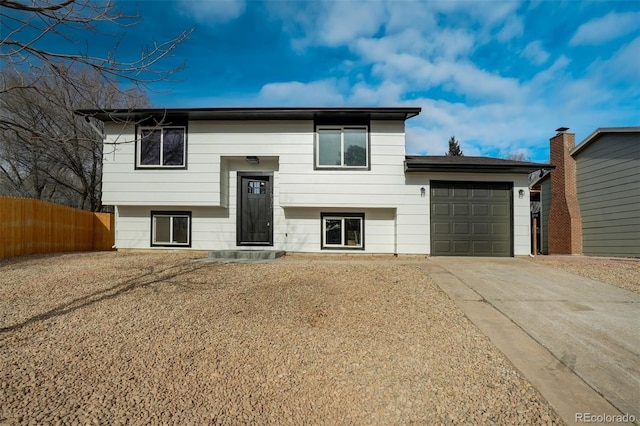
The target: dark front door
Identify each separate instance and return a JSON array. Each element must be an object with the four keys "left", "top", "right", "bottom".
[
  {"left": 237, "top": 173, "right": 273, "bottom": 246},
  {"left": 431, "top": 181, "right": 513, "bottom": 257}
]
